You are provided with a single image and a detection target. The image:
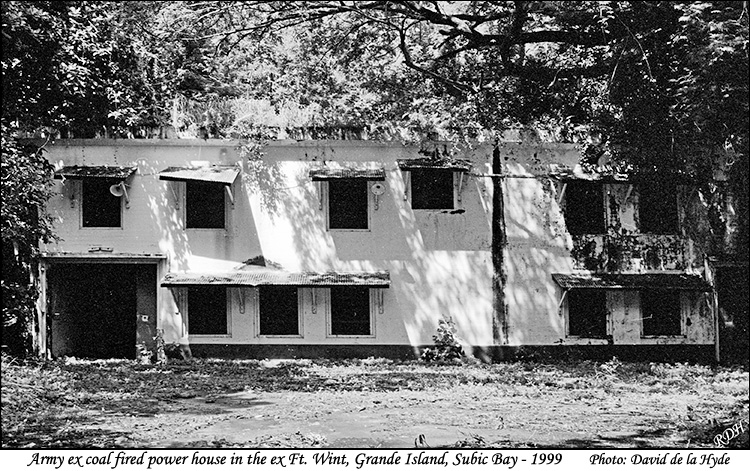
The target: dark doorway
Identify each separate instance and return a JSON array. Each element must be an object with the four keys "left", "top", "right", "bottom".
[
  {"left": 47, "top": 263, "right": 152, "bottom": 359},
  {"left": 716, "top": 265, "right": 749, "bottom": 366}
]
